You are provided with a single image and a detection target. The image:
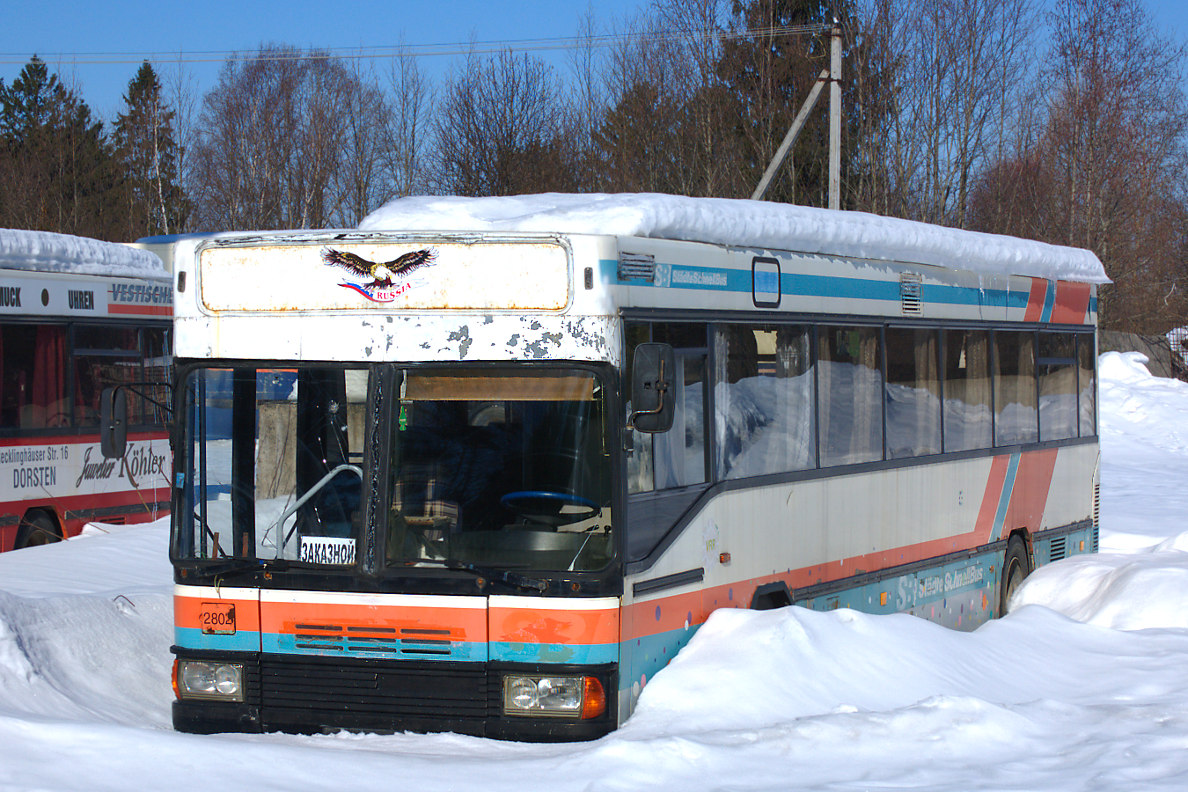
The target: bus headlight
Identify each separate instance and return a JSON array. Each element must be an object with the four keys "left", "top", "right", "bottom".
[
  {"left": 502, "top": 674, "right": 606, "bottom": 719},
  {"left": 175, "top": 660, "right": 244, "bottom": 702}
]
